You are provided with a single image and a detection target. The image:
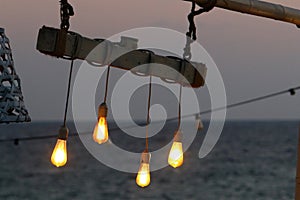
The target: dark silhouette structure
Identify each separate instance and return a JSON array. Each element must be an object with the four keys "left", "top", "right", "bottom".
[
  {"left": 60, "top": 0, "right": 74, "bottom": 30},
  {"left": 0, "top": 28, "right": 30, "bottom": 123},
  {"left": 186, "top": 0, "right": 216, "bottom": 40}
]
